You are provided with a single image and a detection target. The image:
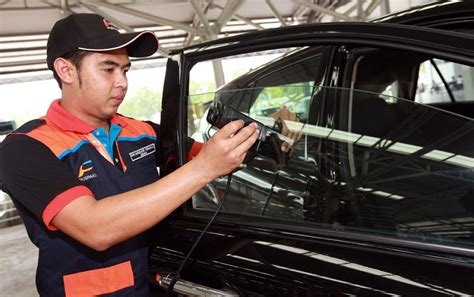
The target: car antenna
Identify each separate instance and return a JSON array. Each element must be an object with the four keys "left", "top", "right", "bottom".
[{"left": 165, "top": 171, "right": 234, "bottom": 296}]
